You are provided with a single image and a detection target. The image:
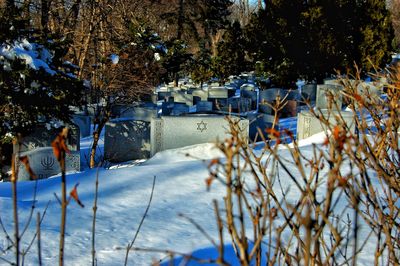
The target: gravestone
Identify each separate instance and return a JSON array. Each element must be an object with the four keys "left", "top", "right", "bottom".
[
  {"left": 161, "top": 102, "right": 173, "bottom": 116},
  {"left": 225, "top": 84, "right": 239, "bottom": 94},
  {"left": 111, "top": 104, "right": 131, "bottom": 117},
  {"left": 150, "top": 115, "right": 249, "bottom": 155},
  {"left": 240, "top": 83, "right": 257, "bottom": 91},
  {"left": 323, "top": 78, "right": 343, "bottom": 87},
  {"left": 258, "top": 88, "right": 285, "bottom": 115},
  {"left": 259, "top": 88, "right": 284, "bottom": 103},
  {"left": 195, "top": 101, "right": 213, "bottom": 113},
  {"left": 171, "top": 91, "right": 194, "bottom": 106},
  {"left": 241, "top": 90, "right": 258, "bottom": 110},
  {"left": 356, "top": 81, "right": 382, "bottom": 97},
  {"left": 258, "top": 103, "right": 272, "bottom": 115},
  {"left": 186, "top": 87, "right": 199, "bottom": 94},
  {"left": 17, "top": 147, "right": 80, "bottom": 181},
  {"left": 247, "top": 113, "right": 276, "bottom": 141},
  {"left": 170, "top": 103, "right": 190, "bottom": 116},
  {"left": 72, "top": 114, "right": 91, "bottom": 138},
  {"left": 316, "top": 84, "right": 343, "bottom": 110},
  {"left": 208, "top": 87, "right": 228, "bottom": 99},
  {"left": 296, "top": 110, "right": 355, "bottom": 140},
  {"left": 157, "top": 91, "right": 171, "bottom": 101},
  {"left": 208, "top": 87, "right": 229, "bottom": 111},
  {"left": 227, "top": 97, "right": 252, "bottom": 113},
  {"left": 119, "top": 106, "right": 158, "bottom": 121},
  {"left": 14, "top": 124, "right": 80, "bottom": 153},
  {"left": 104, "top": 118, "right": 151, "bottom": 162},
  {"left": 192, "top": 89, "right": 209, "bottom": 103},
  {"left": 300, "top": 84, "right": 317, "bottom": 103},
  {"left": 282, "top": 90, "right": 300, "bottom": 117}
]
